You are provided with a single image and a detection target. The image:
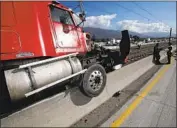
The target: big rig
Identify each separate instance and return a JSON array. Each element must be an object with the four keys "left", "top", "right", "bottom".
[{"left": 0, "top": 1, "right": 130, "bottom": 104}]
